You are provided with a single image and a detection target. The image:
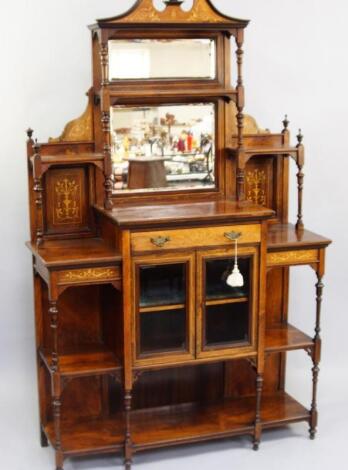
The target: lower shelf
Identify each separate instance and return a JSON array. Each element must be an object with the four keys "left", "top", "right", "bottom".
[{"left": 44, "top": 391, "right": 310, "bottom": 456}]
